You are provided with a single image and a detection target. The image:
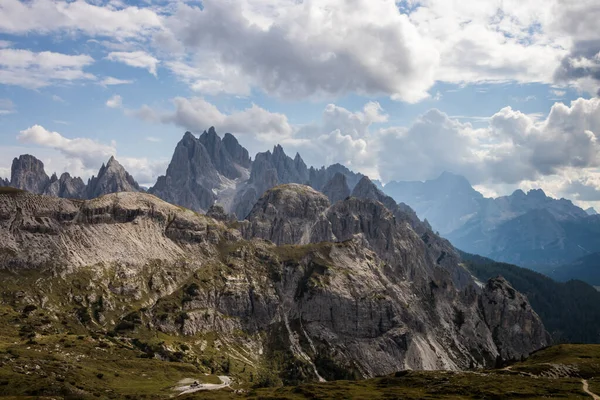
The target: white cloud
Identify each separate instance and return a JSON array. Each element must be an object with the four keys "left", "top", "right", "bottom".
[
  {"left": 129, "top": 97, "right": 294, "bottom": 152},
  {"left": 378, "top": 97, "right": 600, "bottom": 185},
  {"left": 17, "top": 125, "right": 116, "bottom": 170},
  {"left": 51, "top": 95, "right": 65, "bottom": 103},
  {"left": 106, "top": 94, "right": 122, "bottom": 108},
  {"left": 161, "top": 0, "right": 439, "bottom": 102},
  {"left": 145, "top": 136, "right": 161, "bottom": 143},
  {"left": 119, "top": 157, "right": 168, "bottom": 187},
  {"left": 100, "top": 76, "right": 134, "bottom": 86},
  {"left": 107, "top": 51, "right": 159, "bottom": 76},
  {"left": 0, "top": 49, "right": 94, "bottom": 89},
  {"left": 0, "top": 0, "right": 162, "bottom": 39}
]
